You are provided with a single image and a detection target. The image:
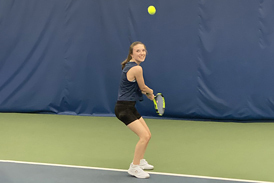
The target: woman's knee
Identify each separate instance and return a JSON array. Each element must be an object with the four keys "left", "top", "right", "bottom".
[{"left": 140, "top": 132, "right": 151, "bottom": 143}]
